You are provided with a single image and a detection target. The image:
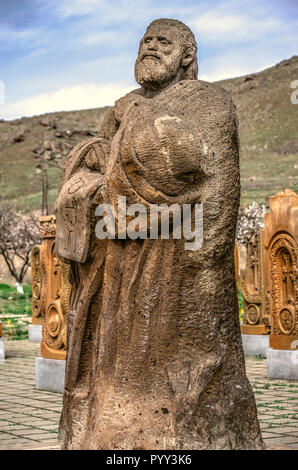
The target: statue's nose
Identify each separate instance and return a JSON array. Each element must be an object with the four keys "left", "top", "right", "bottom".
[{"left": 147, "top": 39, "right": 158, "bottom": 50}]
